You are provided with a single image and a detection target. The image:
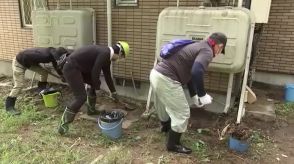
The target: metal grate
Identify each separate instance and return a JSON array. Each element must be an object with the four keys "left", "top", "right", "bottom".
[{"left": 19, "top": 0, "right": 47, "bottom": 27}]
